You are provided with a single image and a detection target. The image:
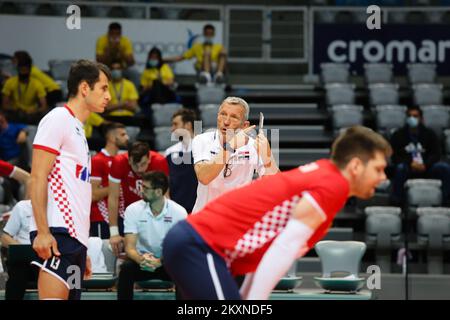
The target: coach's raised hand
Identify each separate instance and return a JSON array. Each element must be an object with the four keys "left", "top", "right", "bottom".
[
  {"left": 227, "top": 125, "right": 256, "bottom": 150},
  {"left": 32, "top": 232, "right": 61, "bottom": 260}
]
